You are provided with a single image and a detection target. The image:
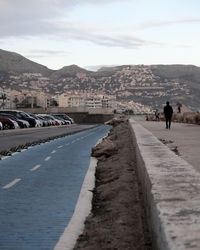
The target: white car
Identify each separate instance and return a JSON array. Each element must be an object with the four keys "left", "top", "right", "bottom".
[
  {"left": 0, "top": 121, "right": 3, "bottom": 130},
  {"left": 18, "top": 119, "right": 30, "bottom": 128},
  {"left": 11, "top": 119, "right": 20, "bottom": 129}
]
